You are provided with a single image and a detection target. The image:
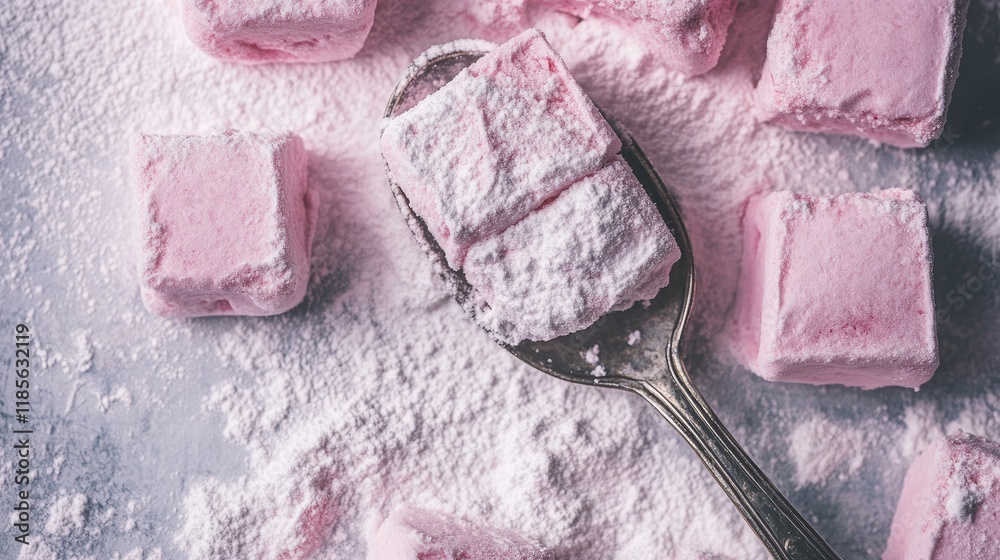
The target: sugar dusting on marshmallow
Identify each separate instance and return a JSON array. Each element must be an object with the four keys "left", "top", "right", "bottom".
[
  {"left": 465, "top": 157, "right": 680, "bottom": 344},
  {"left": 179, "top": 0, "right": 379, "bottom": 64},
  {"left": 883, "top": 432, "right": 1000, "bottom": 560},
  {"left": 518, "top": 0, "right": 739, "bottom": 75},
  {"left": 731, "top": 189, "right": 938, "bottom": 389},
  {"left": 132, "top": 130, "right": 318, "bottom": 317},
  {"left": 381, "top": 29, "right": 620, "bottom": 268},
  {"left": 382, "top": 30, "right": 680, "bottom": 344},
  {"left": 756, "top": 0, "right": 969, "bottom": 147}
]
